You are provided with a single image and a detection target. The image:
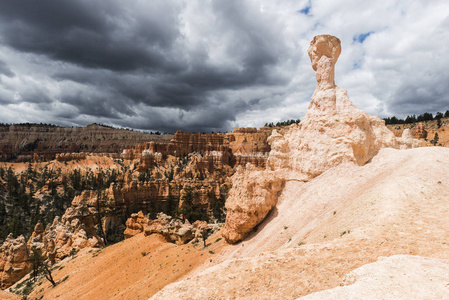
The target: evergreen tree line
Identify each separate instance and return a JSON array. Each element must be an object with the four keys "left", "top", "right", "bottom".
[
  {"left": 383, "top": 110, "right": 449, "bottom": 125},
  {"left": 0, "top": 164, "right": 120, "bottom": 243},
  {"left": 265, "top": 119, "right": 301, "bottom": 127},
  {"left": 0, "top": 164, "right": 70, "bottom": 241},
  {"left": 0, "top": 122, "right": 61, "bottom": 128}
]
